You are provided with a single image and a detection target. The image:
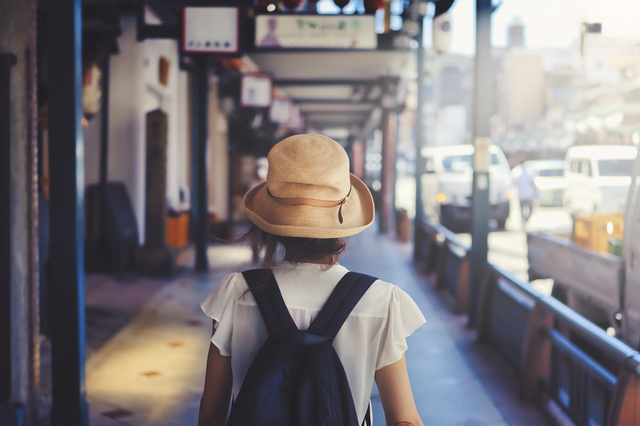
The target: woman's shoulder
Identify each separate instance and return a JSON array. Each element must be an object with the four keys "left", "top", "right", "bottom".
[
  {"left": 202, "top": 272, "right": 252, "bottom": 308},
  {"left": 352, "top": 277, "right": 402, "bottom": 318}
]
